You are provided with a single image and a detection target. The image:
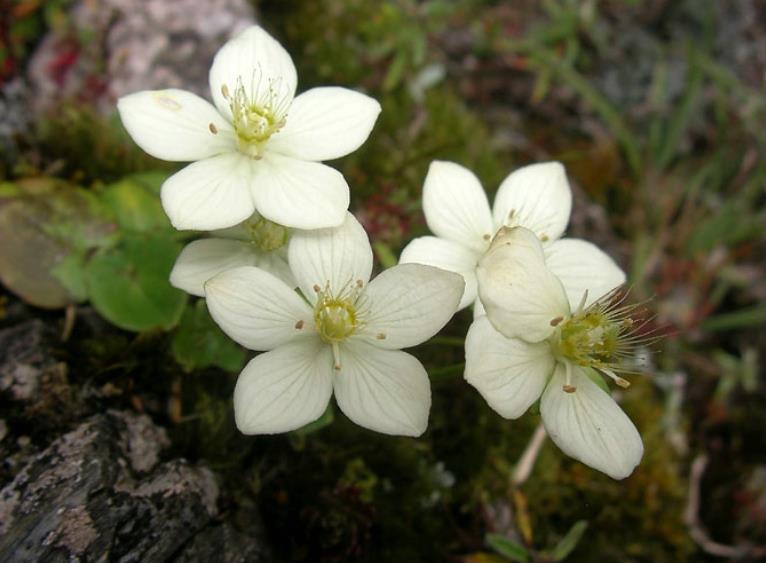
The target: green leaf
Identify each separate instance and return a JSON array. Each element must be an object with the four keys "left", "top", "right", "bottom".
[
  {"left": 0, "top": 178, "right": 117, "bottom": 308},
  {"left": 551, "top": 520, "right": 588, "bottom": 561},
  {"left": 383, "top": 50, "right": 408, "bottom": 91},
  {"left": 373, "top": 241, "right": 398, "bottom": 269},
  {"left": 0, "top": 182, "right": 20, "bottom": 198},
  {"left": 127, "top": 171, "right": 169, "bottom": 196},
  {"left": 171, "top": 300, "right": 246, "bottom": 373},
  {"left": 701, "top": 303, "right": 766, "bottom": 332},
  {"left": 85, "top": 233, "right": 187, "bottom": 331},
  {"left": 50, "top": 254, "right": 89, "bottom": 303},
  {"left": 486, "top": 534, "right": 529, "bottom": 563},
  {"left": 102, "top": 177, "right": 171, "bottom": 233}
]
